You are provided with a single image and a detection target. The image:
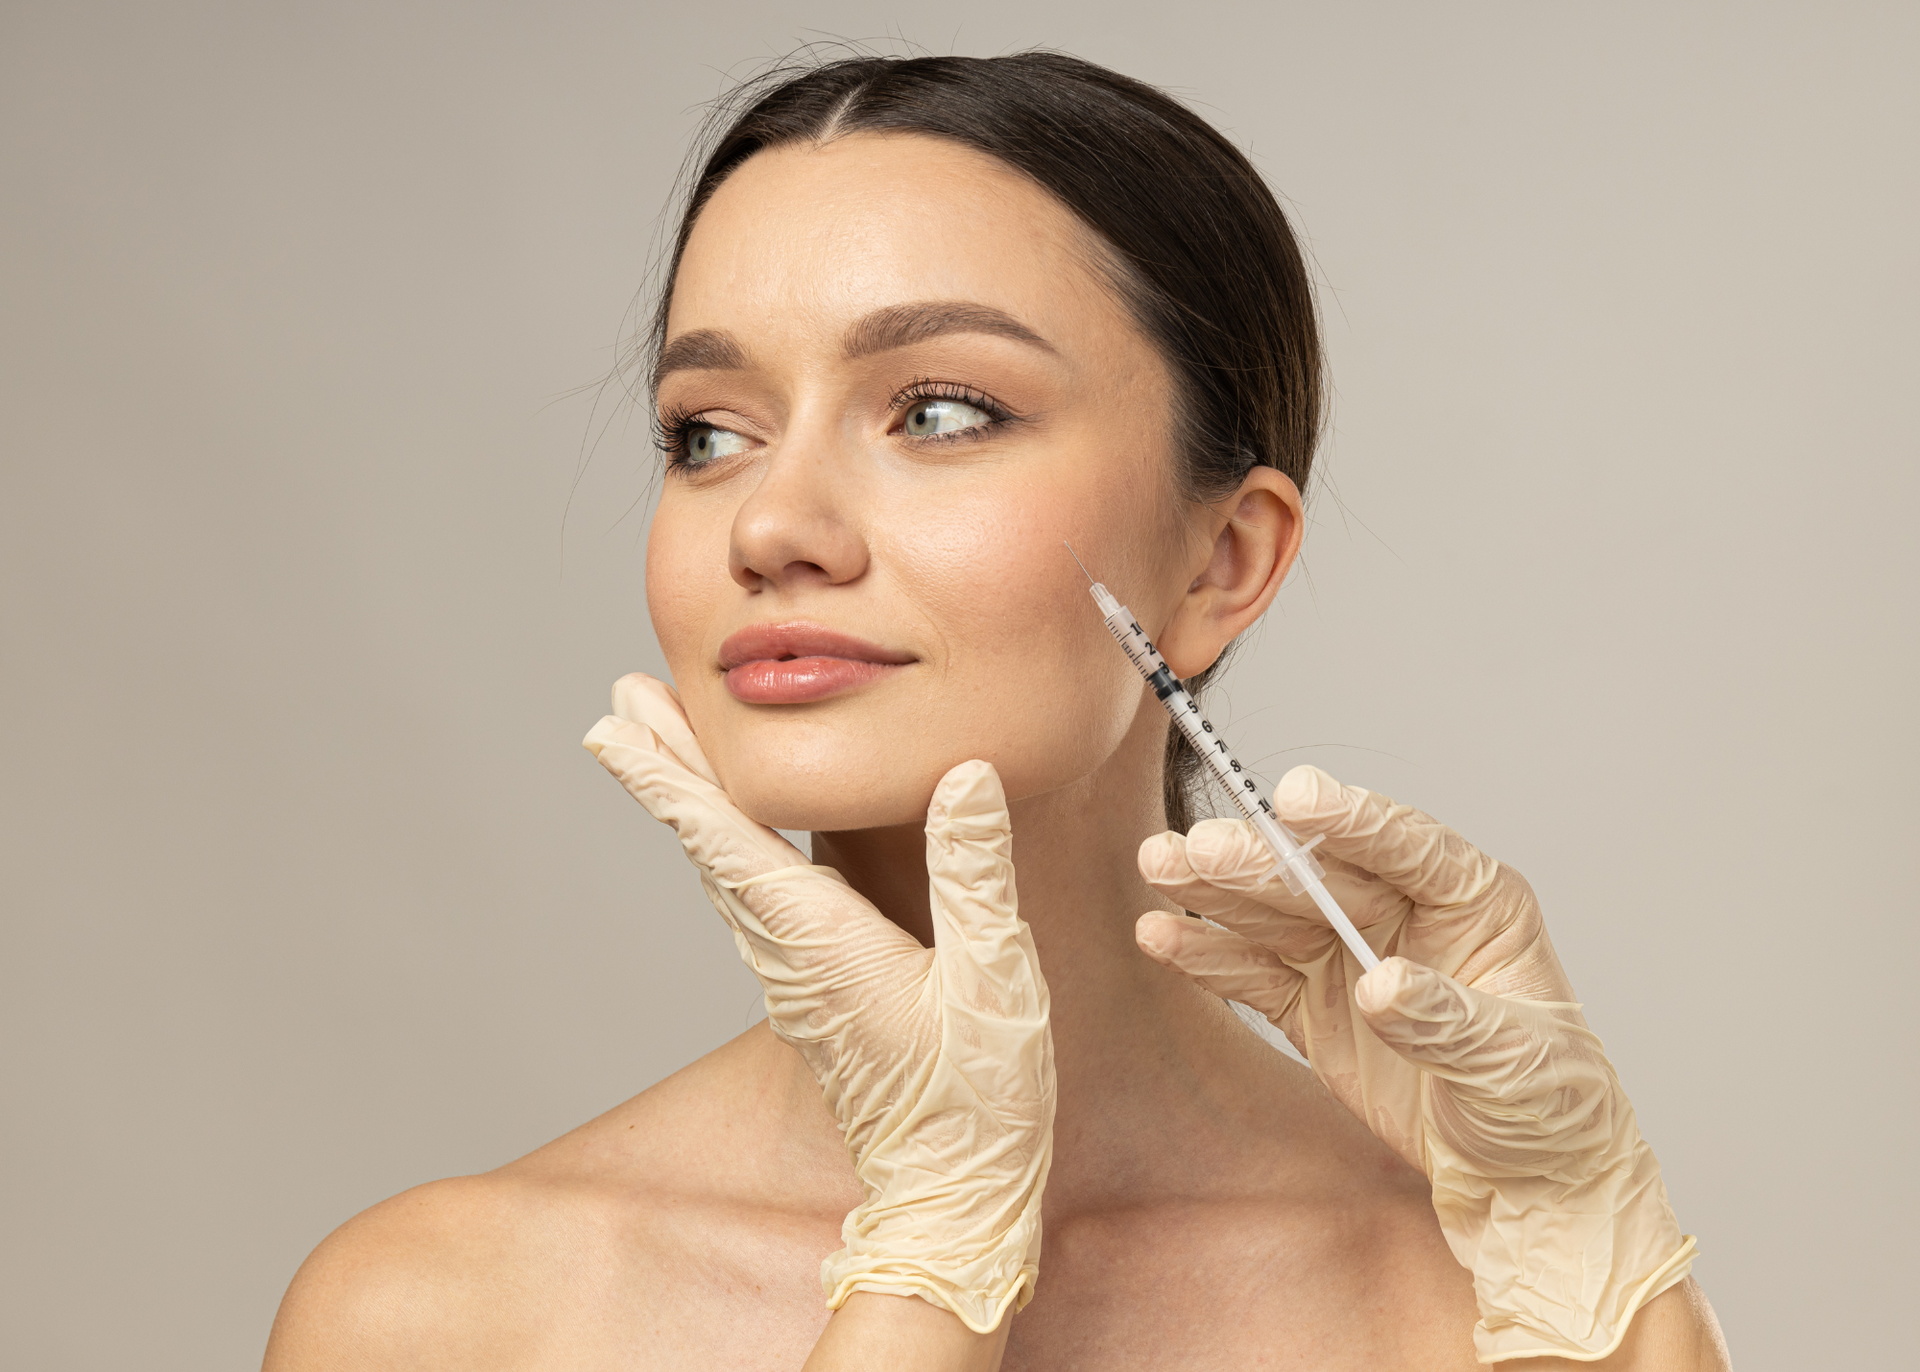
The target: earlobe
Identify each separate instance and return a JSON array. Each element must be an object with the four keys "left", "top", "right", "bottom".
[{"left": 1155, "top": 467, "right": 1303, "bottom": 679}]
